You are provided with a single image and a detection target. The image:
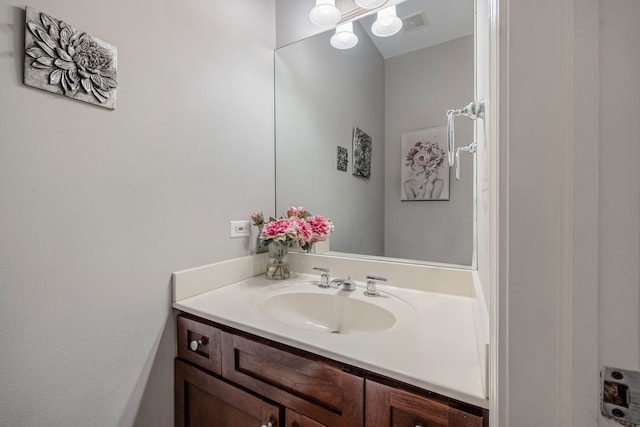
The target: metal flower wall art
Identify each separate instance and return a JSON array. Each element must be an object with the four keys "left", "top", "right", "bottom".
[
  {"left": 23, "top": 7, "right": 118, "bottom": 109},
  {"left": 352, "top": 127, "right": 372, "bottom": 179},
  {"left": 337, "top": 146, "right": 348, "bottom": 171}
]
